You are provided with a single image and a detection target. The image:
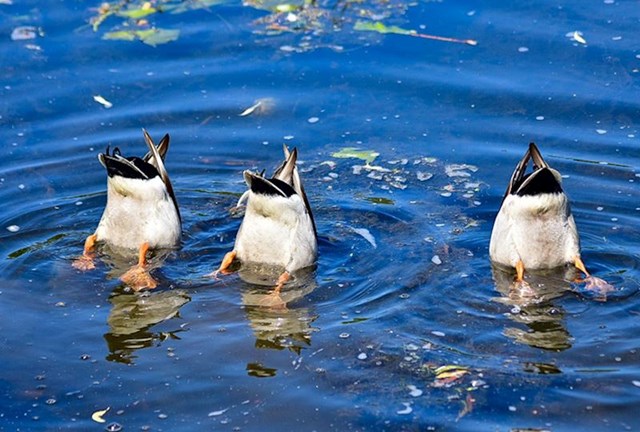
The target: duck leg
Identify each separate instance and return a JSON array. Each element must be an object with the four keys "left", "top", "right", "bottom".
[
  {"left": 573, "top": 256, "right": 614, "bottom": 300},
  {"left": 208, "top": 250, "right": 237, "bottom": 278},
  {"left": 72, "top": 233, "right": 98, "bottom": 271},
  {"left": 510, "top": 259, "right": 536, "bottom": 300},
  {"left": 121, "top": 241, "right": 158, "bottom": 291},
  {"left": 259, "top": 271, "right": 290, "bottom": 309}
]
